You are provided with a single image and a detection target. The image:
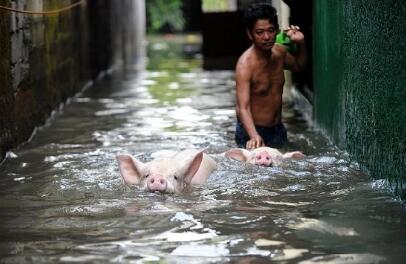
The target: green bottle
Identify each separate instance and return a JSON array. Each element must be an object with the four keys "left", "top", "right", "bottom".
[{"left": 276, "top": 31, "right": 297, "bottom": 53}]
